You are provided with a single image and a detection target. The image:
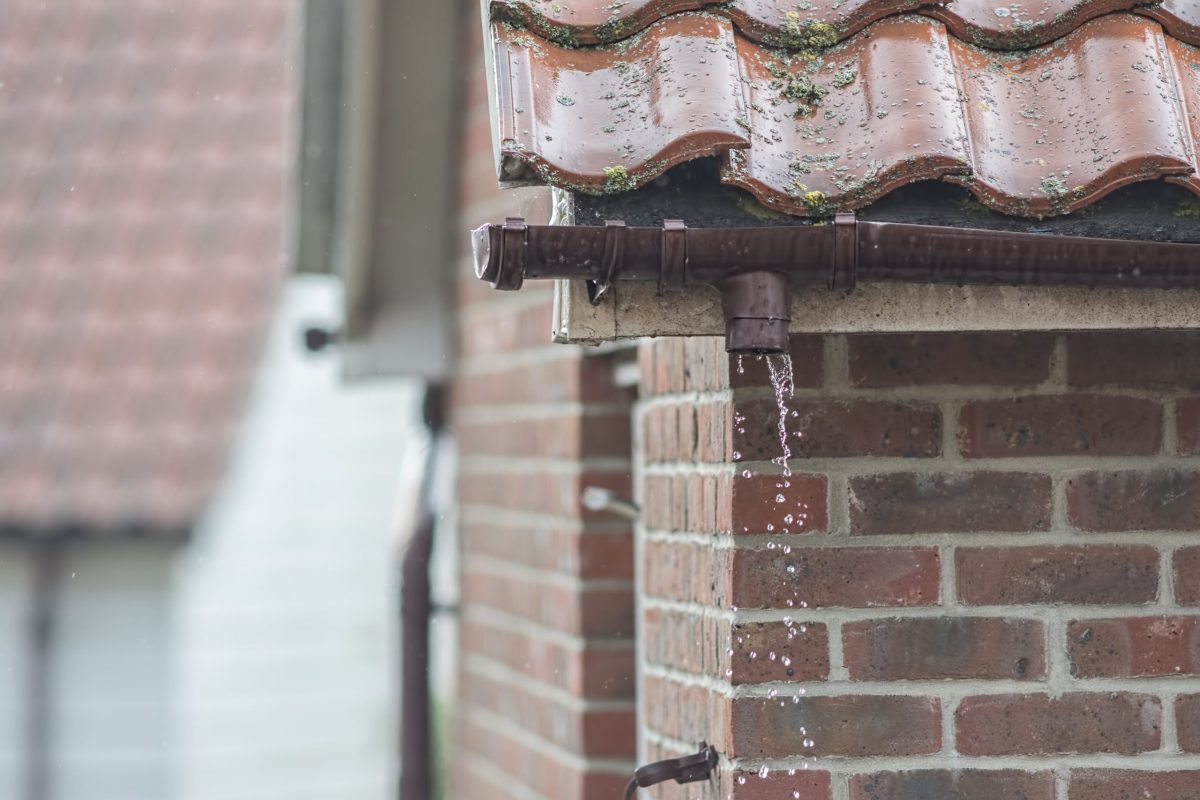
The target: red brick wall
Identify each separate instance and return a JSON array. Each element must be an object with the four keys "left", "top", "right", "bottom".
[
  {"left": 450, "top": 12, "right": 637, "bottom": 800},
  {"left": 639, "top": 331, "right": 1200, "bottom": 799}
]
